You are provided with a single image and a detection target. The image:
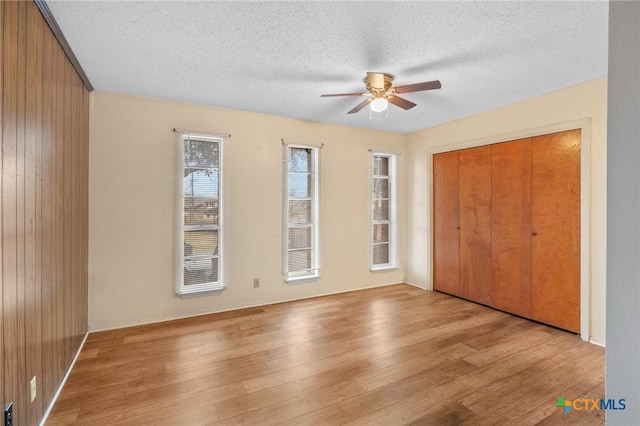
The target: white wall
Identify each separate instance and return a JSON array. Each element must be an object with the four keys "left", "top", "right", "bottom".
[
  {"left": 404, "top": 78, "right": 607, "bottom": 345},
  {"left": 606, "top": 1, "right": 640, "bottom": 423},
  {"left": 89, "top": 91, "right": 406, "bottom": 330}
]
